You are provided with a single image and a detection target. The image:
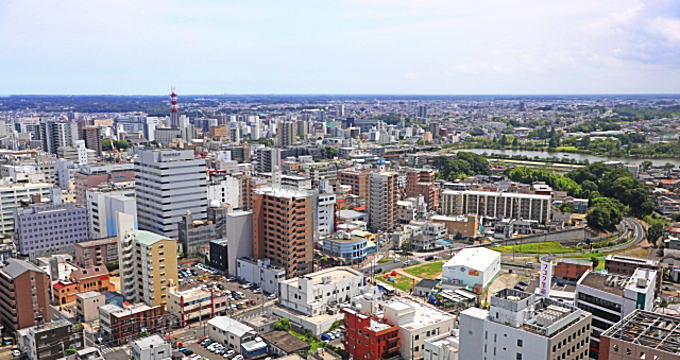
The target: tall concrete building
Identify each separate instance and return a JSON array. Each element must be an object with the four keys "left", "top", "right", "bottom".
[
  {"left": 252, "top": 187, "right": 314, "bottom": 277},
  {"left": 14, "top": 203, "right": 88, "bottom": 258},
  {"left": 440, "top": 190, "right": 552, "bottom": 224},
  {"left": 39, "top": 121, "right": 78, "bottom": 154},
  {"left": 85, "top": 182, "right": 137, "bottom": 239},
  {"left": 79, "top": 126, "right": 102, "bottom": 156},
  {"left": 405, "top": 169, "right": 439, "bottom": 211},
  {"left": 74, "top": 163, "right": 135, "bottom": 205},
  {"left": 0, "top": 259, "right": 52, "bottom": 331},
  {"left": 276, "top": 121, "right": 295, "bottom": 147},
  {"left": 315, "top": 179, "right": 336, "bottom": 240},
  {"left": 459, "top": 289, "right": 592, "bottom": 360},
  {"left": 135, "top": 149, "right": 208, "bottom": 238},
  {"left": 338, "top": 169, "right": 370, "bottom": 201},
  {"left": 368, "top": 171, "right": 397, "bottom": 232},
  {"left": 117, "top": 213, "right": 179, "bottom": 307}
]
